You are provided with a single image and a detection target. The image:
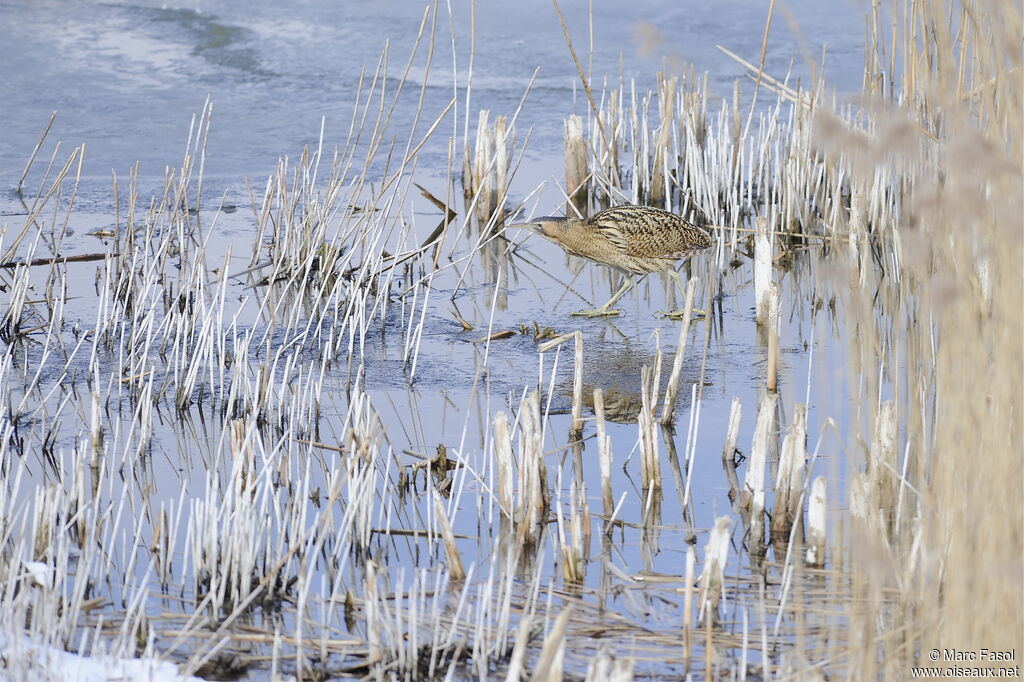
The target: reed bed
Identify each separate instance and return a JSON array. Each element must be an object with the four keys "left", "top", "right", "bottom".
[{"left": 0, "top": 0, "right": 1019, "bottom": 679}]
